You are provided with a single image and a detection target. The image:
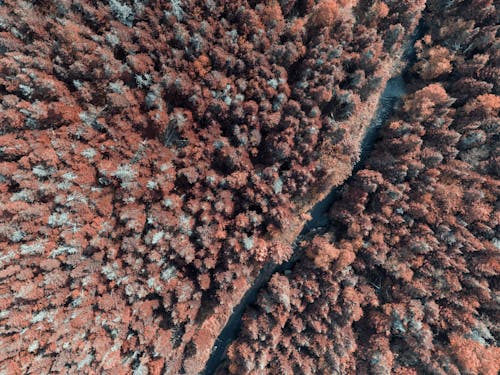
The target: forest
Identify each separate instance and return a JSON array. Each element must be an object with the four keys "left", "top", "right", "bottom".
[{"left": 0, "top": 0, "right": 498, "bottom": 374}]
